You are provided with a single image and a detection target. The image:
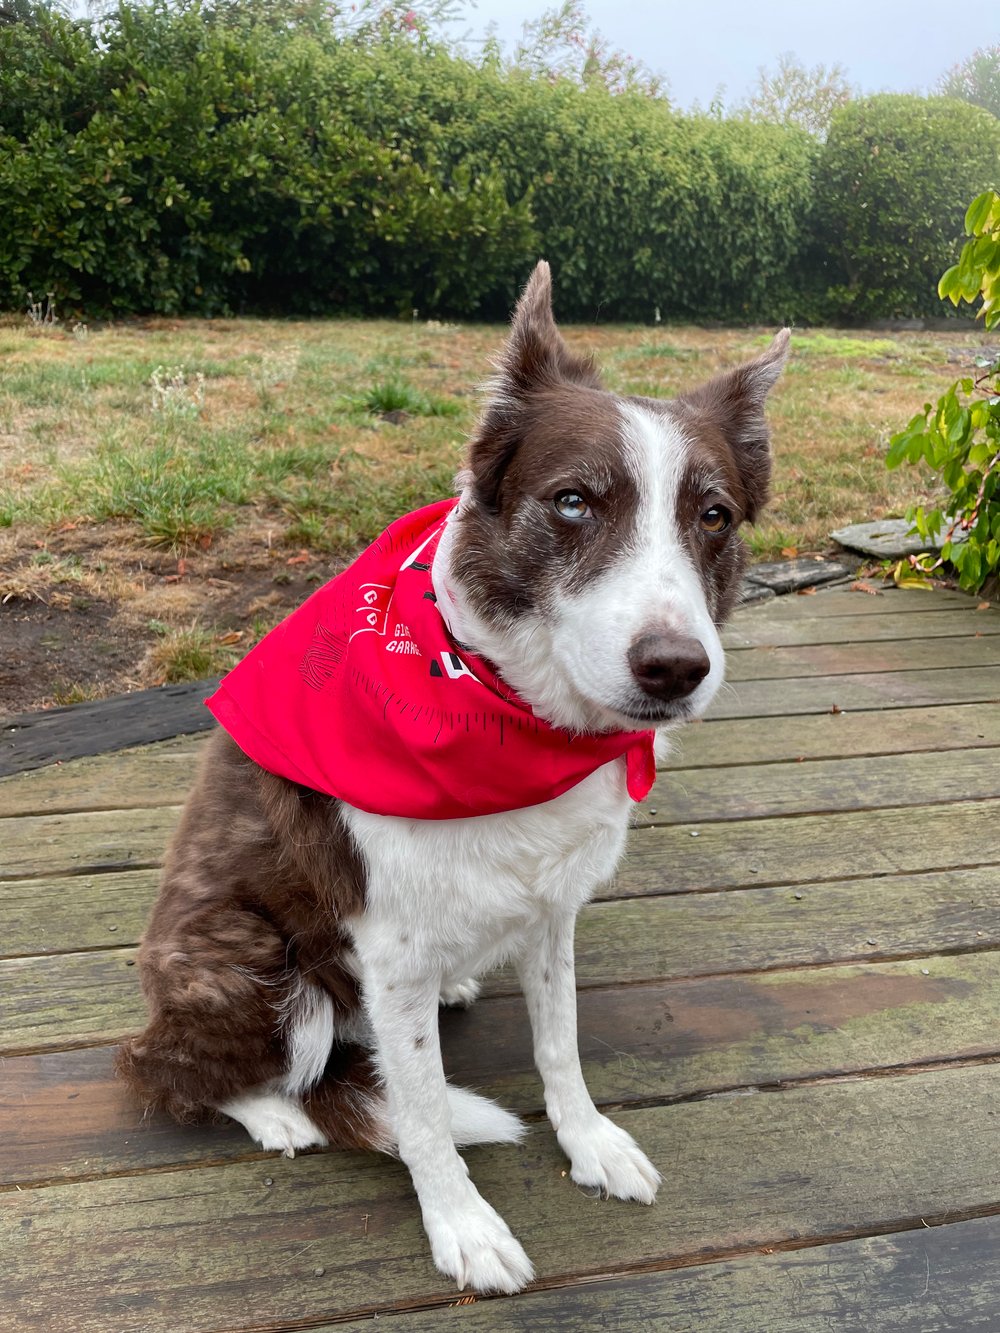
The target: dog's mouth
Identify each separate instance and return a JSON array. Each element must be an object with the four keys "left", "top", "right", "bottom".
[{"left": 588, "top": 696, "right": 695, "bottom": 732}]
